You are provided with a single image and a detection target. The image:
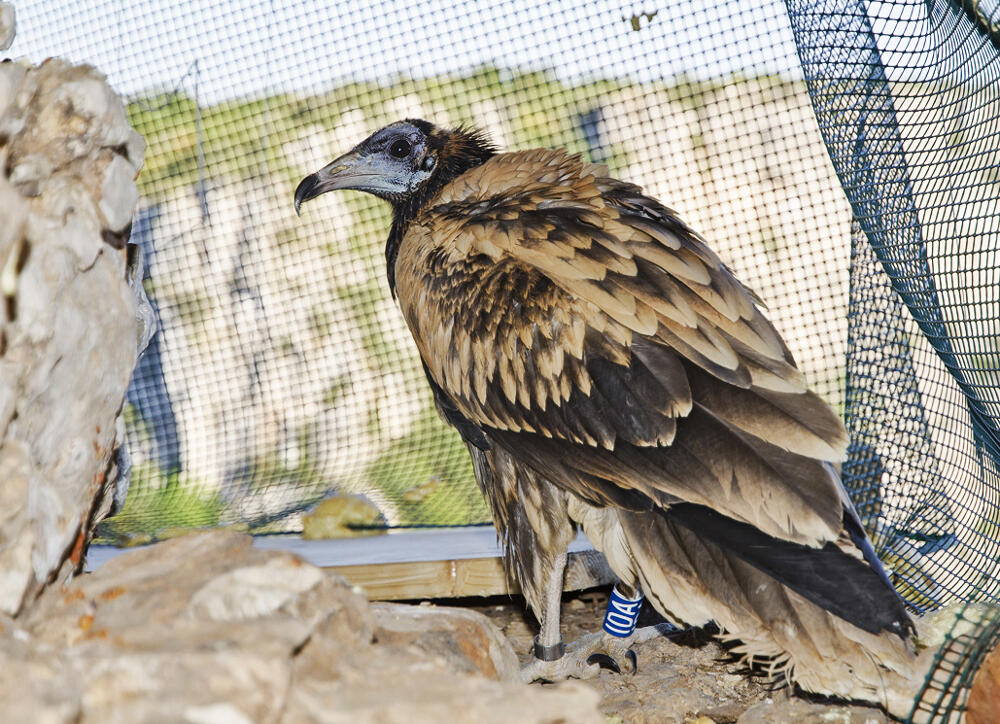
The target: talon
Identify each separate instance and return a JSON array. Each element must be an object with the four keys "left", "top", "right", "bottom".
[
  {"left": 626, "top": 648, "right": 638, "bottom": 675},
  {"left": 522, "top": 626, "right": 658, "bottom": 683},
  {"left": 586, "top": 652, "right": 621, "bottom": 674}
]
